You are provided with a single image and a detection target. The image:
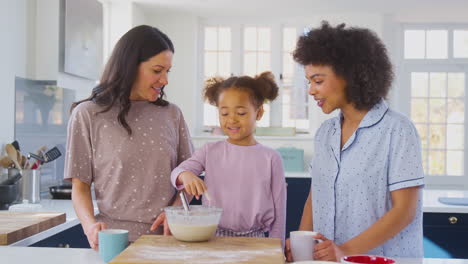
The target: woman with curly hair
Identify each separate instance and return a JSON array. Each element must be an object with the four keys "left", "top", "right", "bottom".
[{"left": 285, "top": 22, "right": 424, "bottom": 261}]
